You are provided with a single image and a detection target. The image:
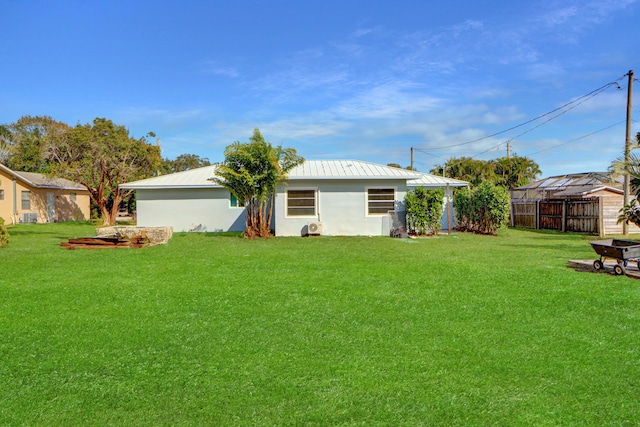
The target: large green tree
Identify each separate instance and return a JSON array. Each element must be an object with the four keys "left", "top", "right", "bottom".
[
  {"left": 491, "top": 155, "right": 542, "bottom": 189},
  {"left": 1, "top": 116, "right": 70, "bottom": 172},
  {"left": 214, "top": 128, "right": 304, "bottom": 239},
  {"left": 431, "top": 155, "right": 541, "bottom": 188},
  {"left": 430, "top": 157, "right": 496, "bottom": 186},
  {"left": 45, "top": 118, "right": 162, "bottom": 226},
  {"left": 161, "top": 153, "right": 211, "bottom": 174}
]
